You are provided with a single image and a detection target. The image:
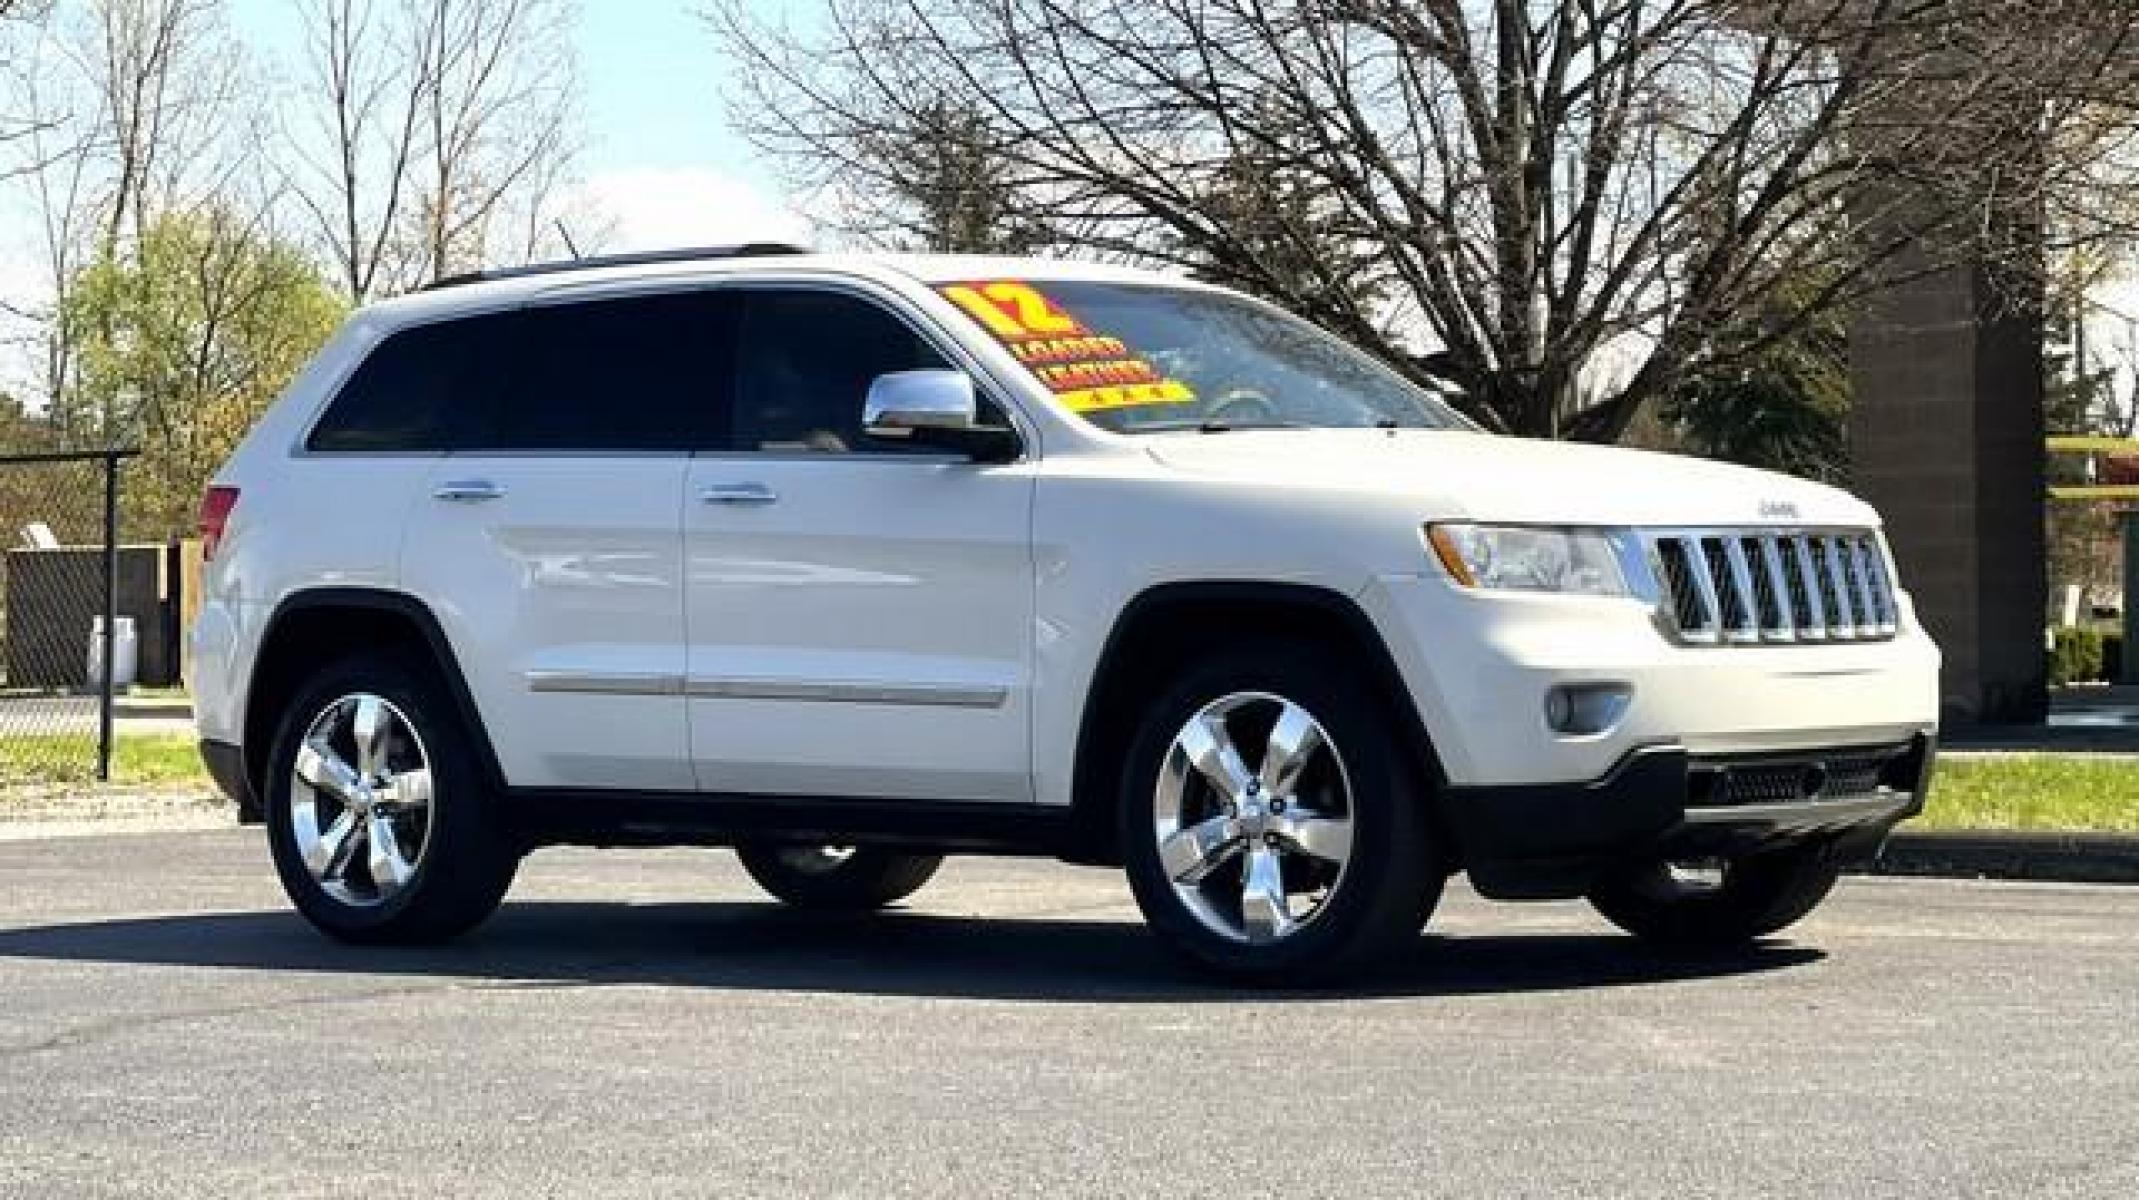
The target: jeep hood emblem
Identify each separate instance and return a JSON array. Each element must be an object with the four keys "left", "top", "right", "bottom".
[{"left": 1759, "top": 499, "right": 1801, "bottom": 520}]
